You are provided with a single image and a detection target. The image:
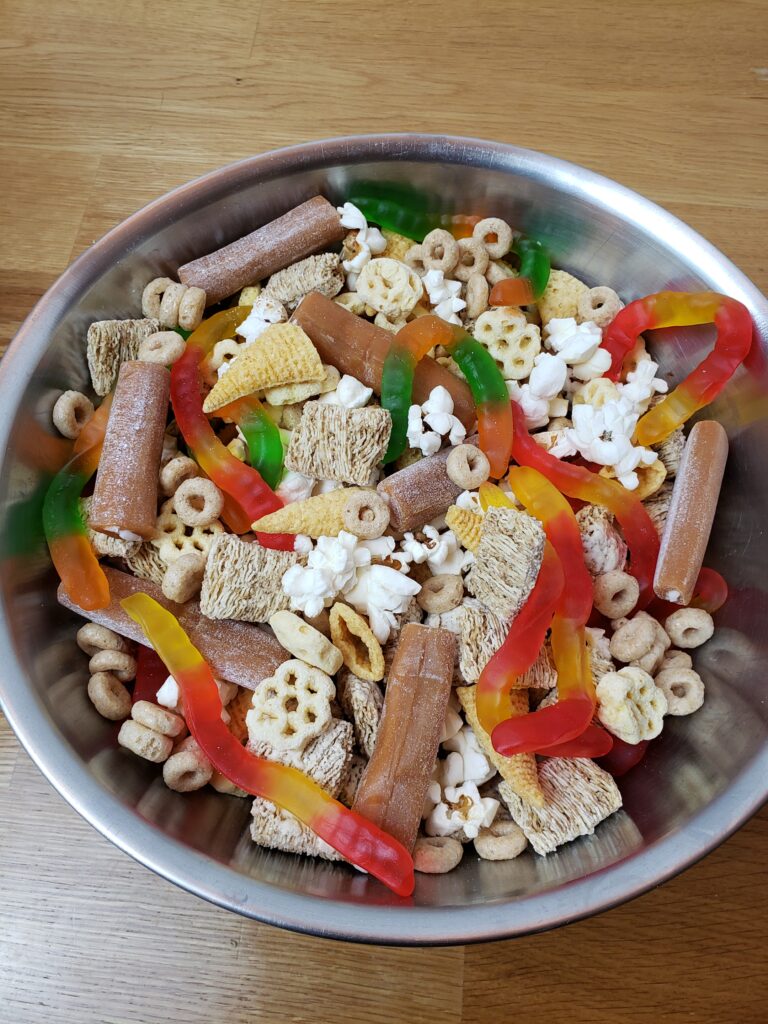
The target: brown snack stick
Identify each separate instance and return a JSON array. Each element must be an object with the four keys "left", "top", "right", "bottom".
[
  {"left": 178, "top": 197, "right": 345, "bottom": 304},
  {"left": 377, "top": 435, "right": 479, "bottom": 533},
  {"left": 653, "top": 420, "right": 728, "bottom": 605},
  {"left": 353, "top": 624, "right": 455, "bottom": 851},
  {"left": 89, "top": 361, "right": 170, "bottom": 541},
  {"left": 292, "top": 292, "right": 476, "bottom": 429},
  {"left": 58, "top": 568, "right": 285, "bottom": 690}
]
